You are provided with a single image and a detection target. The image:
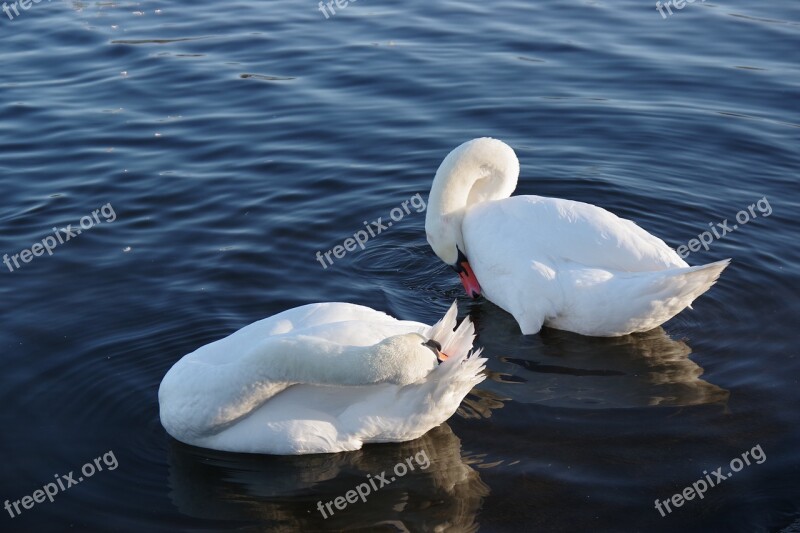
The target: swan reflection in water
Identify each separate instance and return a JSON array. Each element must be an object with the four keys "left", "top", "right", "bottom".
[
  {"left": 167, "top": 423, "right": 490, "bottom": 532},
  {"left": 469, "top": 303, "right": 730, "bottom": 408}
]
